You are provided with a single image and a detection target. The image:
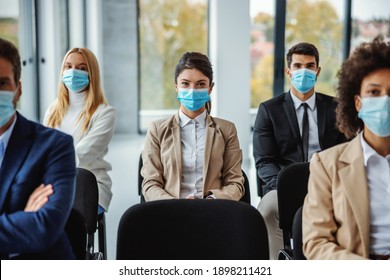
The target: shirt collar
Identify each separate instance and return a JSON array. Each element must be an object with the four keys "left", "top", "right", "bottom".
[
  {"left": 0, "top": 114, "right": 17, "bottom": 152},
  {"left": 290, "top": 90, "right": 317, "bottom": 111},
  {"left": 179, "top": 109, "right": 207, "bottom": 128},
  {"left": 360, "top": 132, "right": 390, "bottom": 166}
]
